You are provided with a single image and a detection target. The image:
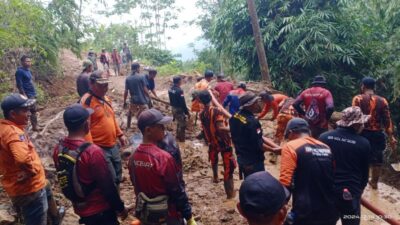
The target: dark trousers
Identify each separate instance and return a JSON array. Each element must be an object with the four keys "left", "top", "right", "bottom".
[
  {"left": 239, "top": 161, "right": 265, "bottom": 179},
  {"left": 79, "top": 210, "right": 119, "bottom": 225},
  {"left": 361, "top": 130, "right": 386, "bottom": 165},
  {"left": 335, "top": 195, "right": 361, "bottom": 225}
]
